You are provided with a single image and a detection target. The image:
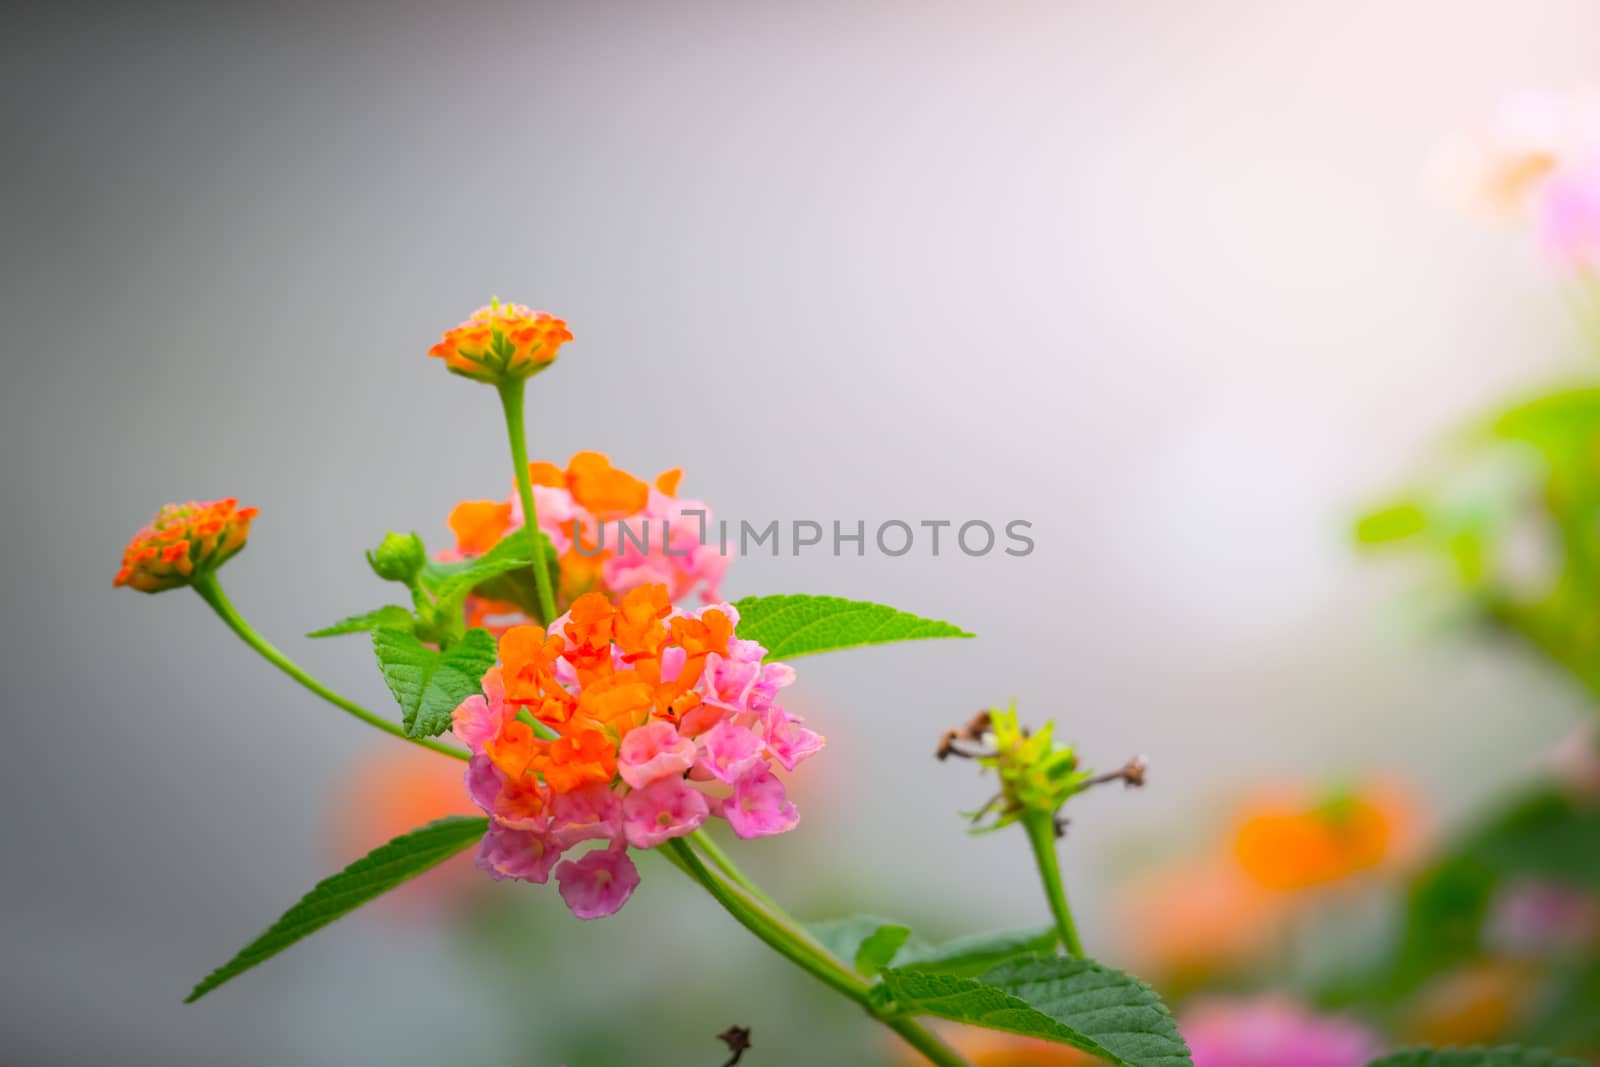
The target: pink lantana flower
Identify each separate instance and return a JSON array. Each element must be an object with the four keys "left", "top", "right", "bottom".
[
  {"left": 617, "top": 721, "right": 697, "bottom": 789},
  {"left": 547, "top": 783, "right": 623, "bottom": 848},
  {"left": 722, "top": 765, "right": 801, "bottom": 839},
  {"left": 1488, "top": 879, "right": 1600, "bottom": 956},
  {"left": 762, "top": 706, "right": 825, "bottom": 772},
  {"left": 622, "top": 777, "right": 710, "bottom": 848},
  {"left": 701, "top": 651, "right": 761, "bottom": 714},
  {"left": 1181, "top": 996, "right": 1385, "bottom": 1067},
  {"left": 451, "top": 584, "right": 820, "bottom": 920},
  {"left": 477, "top": 824, "right": 563, "bottom": 885},
  {"left": 1538, "top": 154, "right": 1600, "bottom": 270},
  {"left": 555, "top": 846, "right": 641, "bottom": 920},
  {"left": 451, "top": 666, "right": 511, "bottom": 753},
  {"left": 604, "top": 491, "right": 728, "bottom": 603},
  {"left": 700, "top": 721, "right": 767, "bottom": 784}
]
